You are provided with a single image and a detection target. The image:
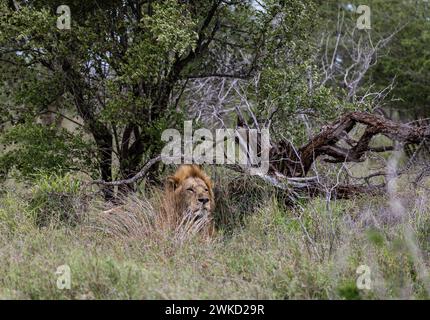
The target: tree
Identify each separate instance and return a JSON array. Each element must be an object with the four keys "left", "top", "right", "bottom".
[
  {"left": 0, "top": 0, "right": 322, "bottom": 199},
  {"left": 318, "top": 0, "right": 430, "bottom": 111}
]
